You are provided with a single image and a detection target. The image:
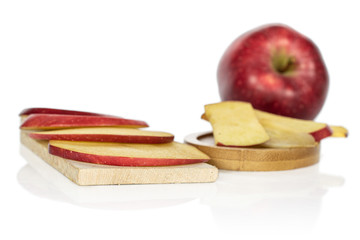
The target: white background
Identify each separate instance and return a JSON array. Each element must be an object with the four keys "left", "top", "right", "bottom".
[{"left": 1, "top": 1, "right": 359, "bottom": 239}]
